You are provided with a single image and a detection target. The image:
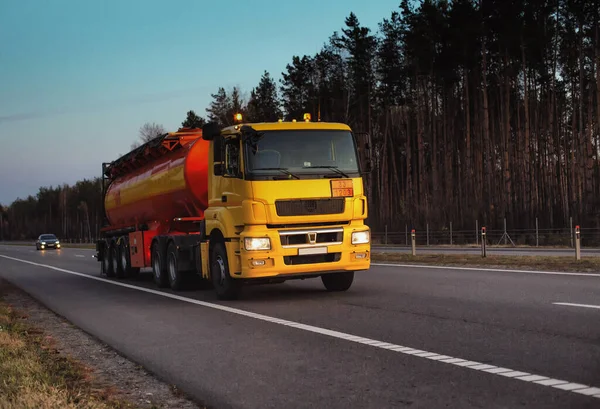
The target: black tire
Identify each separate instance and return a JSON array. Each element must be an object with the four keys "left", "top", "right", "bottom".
[
  {"left": 210, "top": 241, "right": 240, "bottom": 300},
  {"left": 152, "top": 242, "right": 169, "bottom": 288},
  {"left": 103, "top": 243, "right": 115, "bottom": 278},
  {"left": 119, "top": 239, "right": 130, "bottom": 277},
  {"left": 113, "top": 241, "right": 125, "bottom": 278},
  {"left": 118, "top": 239, "right": 140, "bottom": 278},
  {"left": 167, "top": 242, "right": 186, "bottom": 291},
  {"left": 321, "top": 272, "right": 354, "bottom": 292}
]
